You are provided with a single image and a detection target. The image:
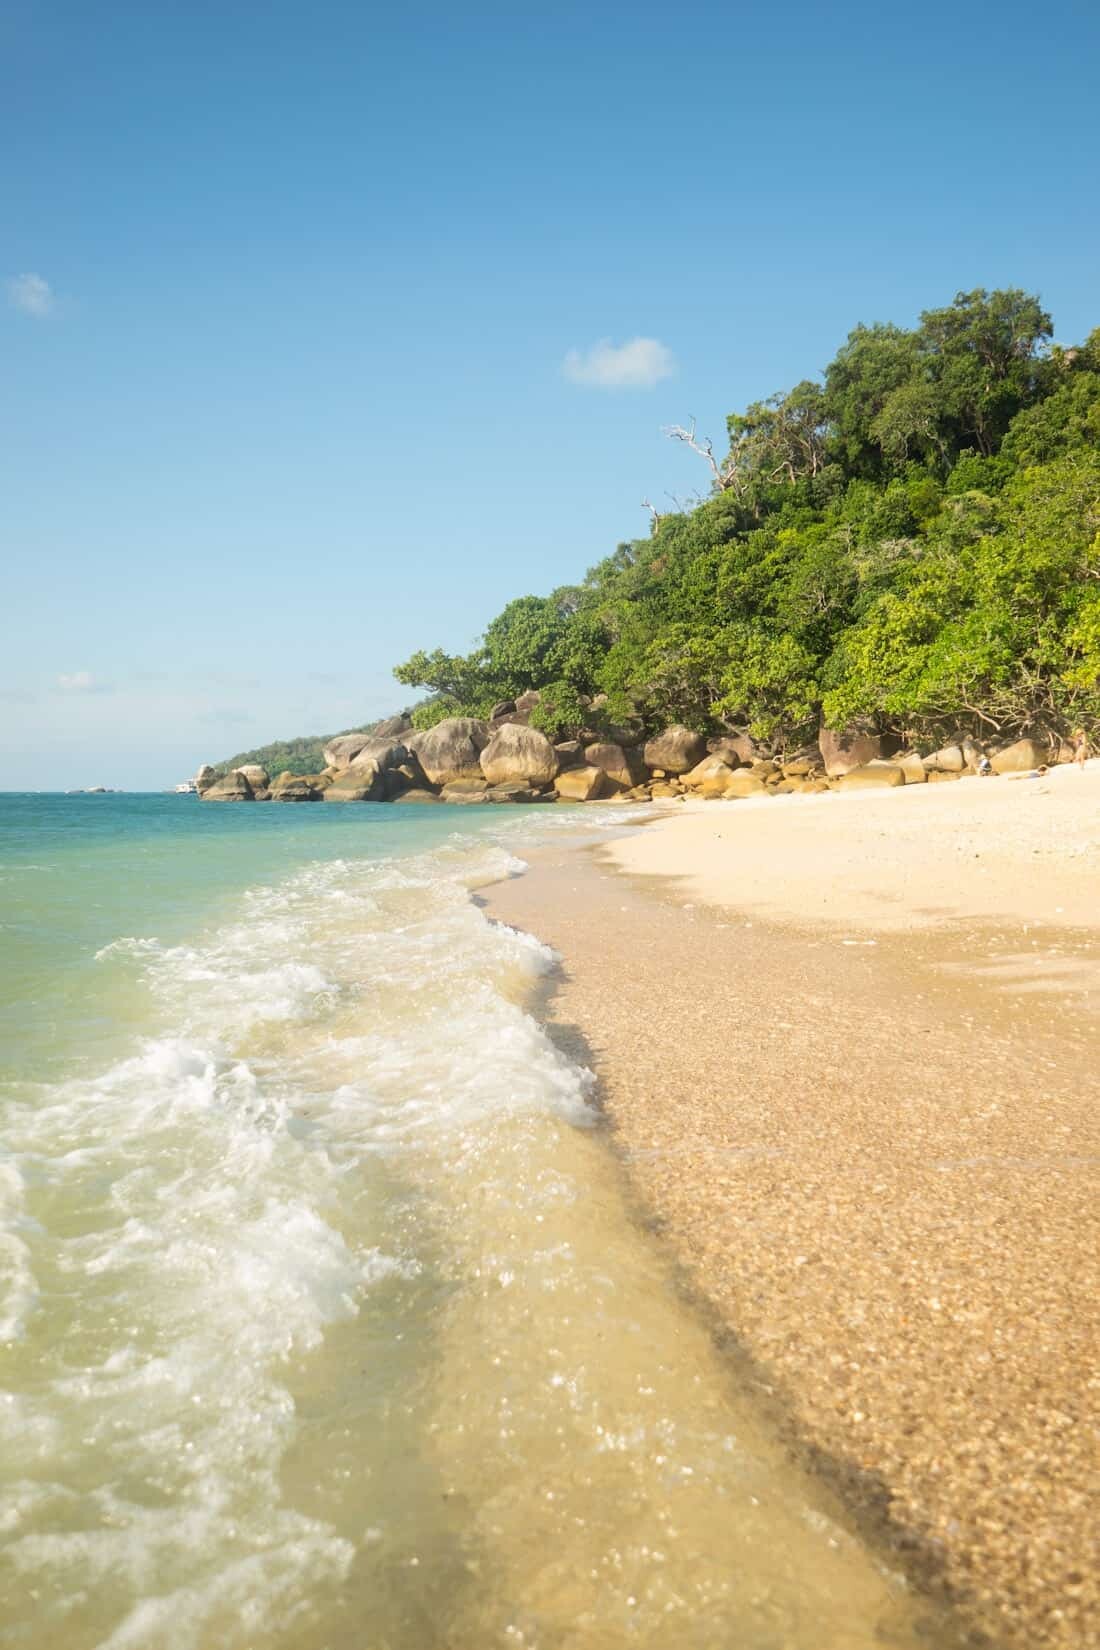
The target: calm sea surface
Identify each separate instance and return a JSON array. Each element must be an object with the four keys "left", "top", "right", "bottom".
[{"left": 0, "top": 794, "right": 940, "bottom": 1649}]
